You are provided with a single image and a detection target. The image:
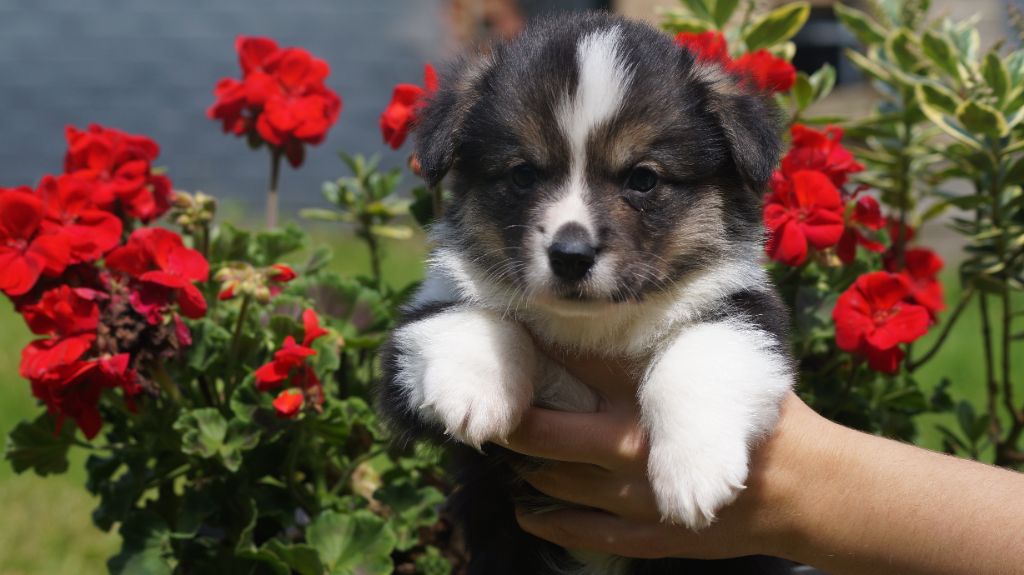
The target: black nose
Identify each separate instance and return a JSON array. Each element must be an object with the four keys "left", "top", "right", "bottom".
[{"left": 547, "top": 224, "right": 596, "bottom": 281}]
